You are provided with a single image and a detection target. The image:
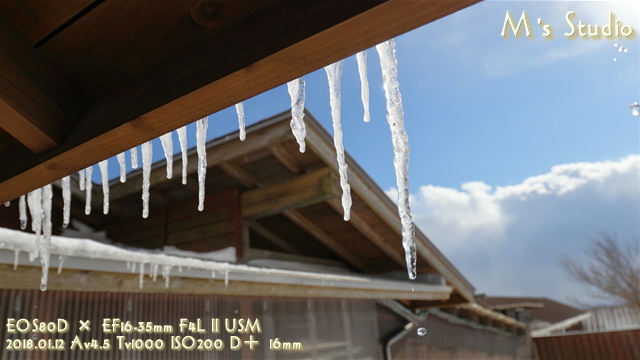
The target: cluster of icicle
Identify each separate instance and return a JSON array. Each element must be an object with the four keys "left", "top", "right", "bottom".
[{"left": 7, "top": 38, "right": 416, "bottom": 289}]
